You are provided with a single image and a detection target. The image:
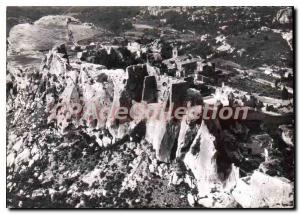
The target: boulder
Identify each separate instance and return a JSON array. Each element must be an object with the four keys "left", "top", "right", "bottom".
[
  {"left": 232, "top": 170, "right": 294, "bottom": 208},
  {"left": 198, "top": 192, "right": 237, "bottom": 208}
]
